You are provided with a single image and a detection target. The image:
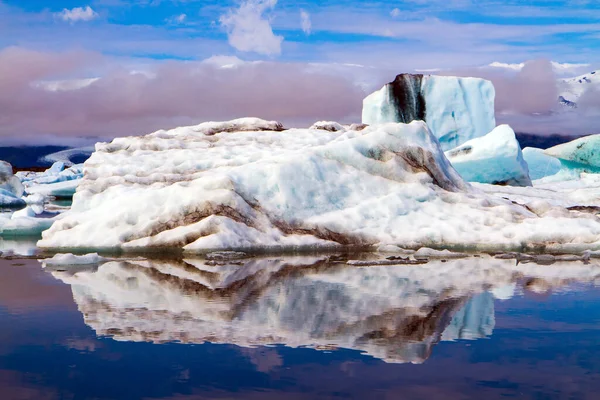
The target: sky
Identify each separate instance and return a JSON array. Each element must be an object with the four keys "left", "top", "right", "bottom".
[{"left": 0, "top": 0, "right": 599, "bottom": 145}]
